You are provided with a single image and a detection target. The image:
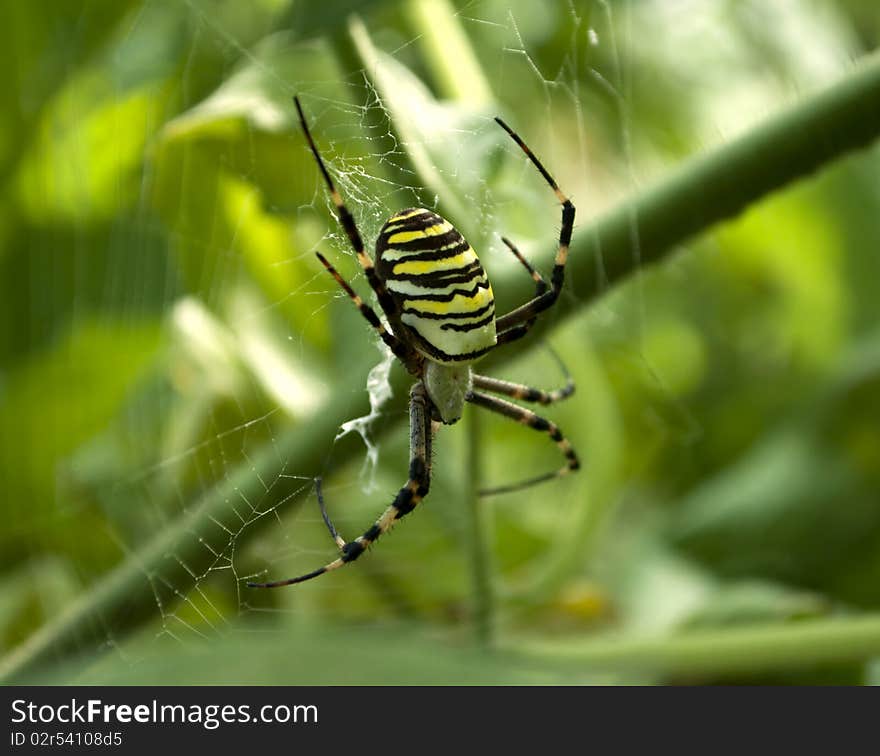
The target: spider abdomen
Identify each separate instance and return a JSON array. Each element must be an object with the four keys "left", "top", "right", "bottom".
[{"left": 376, "top": 208, "right": 496, "bottom": 364}]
